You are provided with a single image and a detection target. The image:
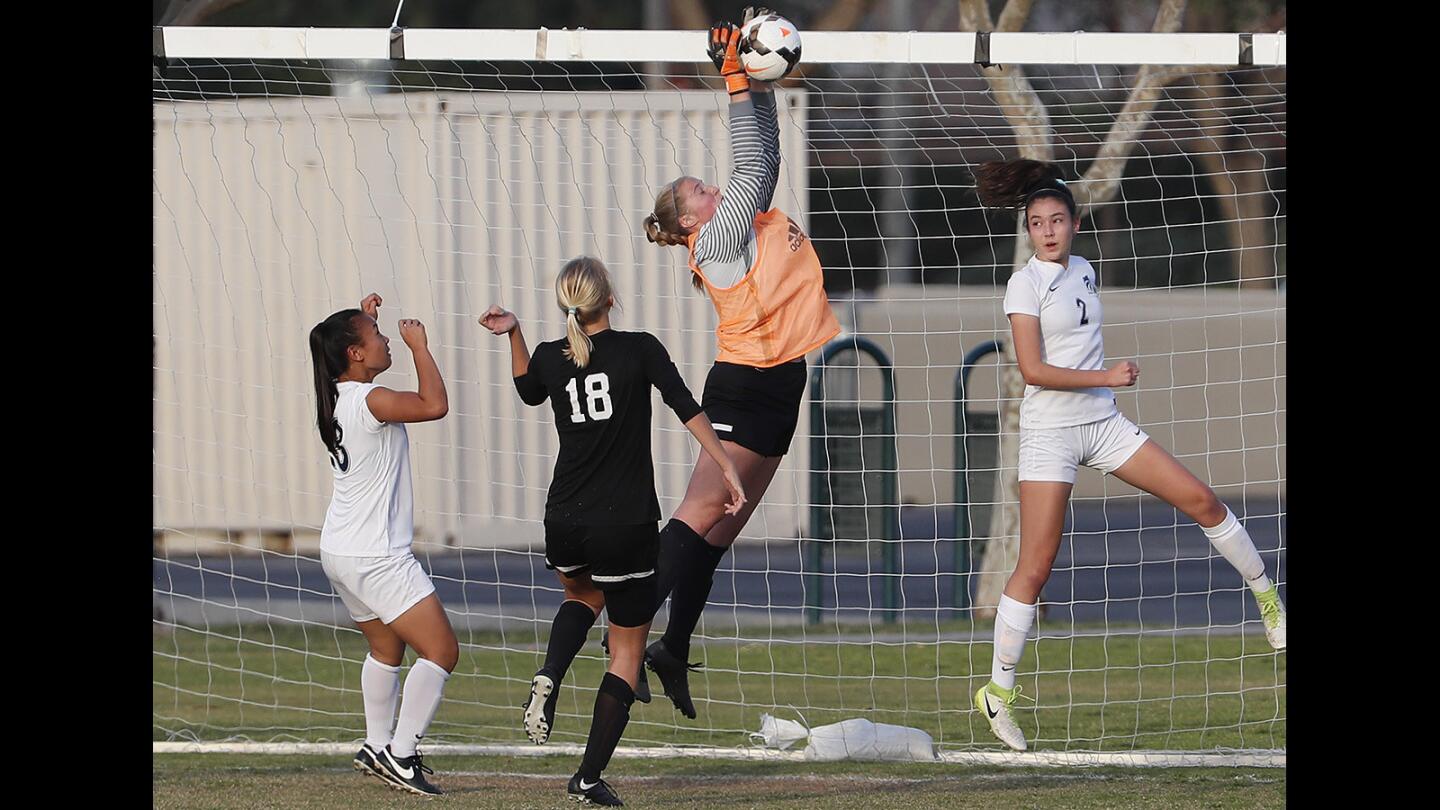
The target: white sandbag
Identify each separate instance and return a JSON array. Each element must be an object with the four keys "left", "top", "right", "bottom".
[
  {"left": 749, "top": 712, "right": 811, "bottom": 750},
  {"left": 801, "top": 718, "right": 937, "bottom": 762}
]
